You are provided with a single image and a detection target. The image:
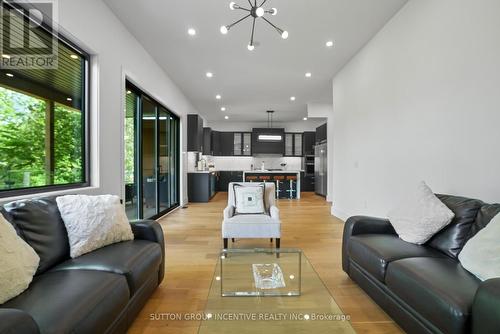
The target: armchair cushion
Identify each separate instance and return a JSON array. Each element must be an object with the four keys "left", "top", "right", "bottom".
[{"left": 222, "top": 215, "right": 280, "bottom": 238}]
